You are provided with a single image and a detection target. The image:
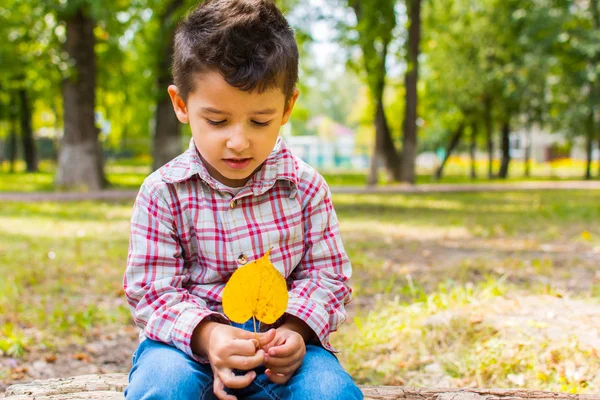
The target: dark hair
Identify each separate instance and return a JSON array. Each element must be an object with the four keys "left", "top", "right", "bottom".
[{"left": 172, "top": 0, "right": 299, "bottom": 104}]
